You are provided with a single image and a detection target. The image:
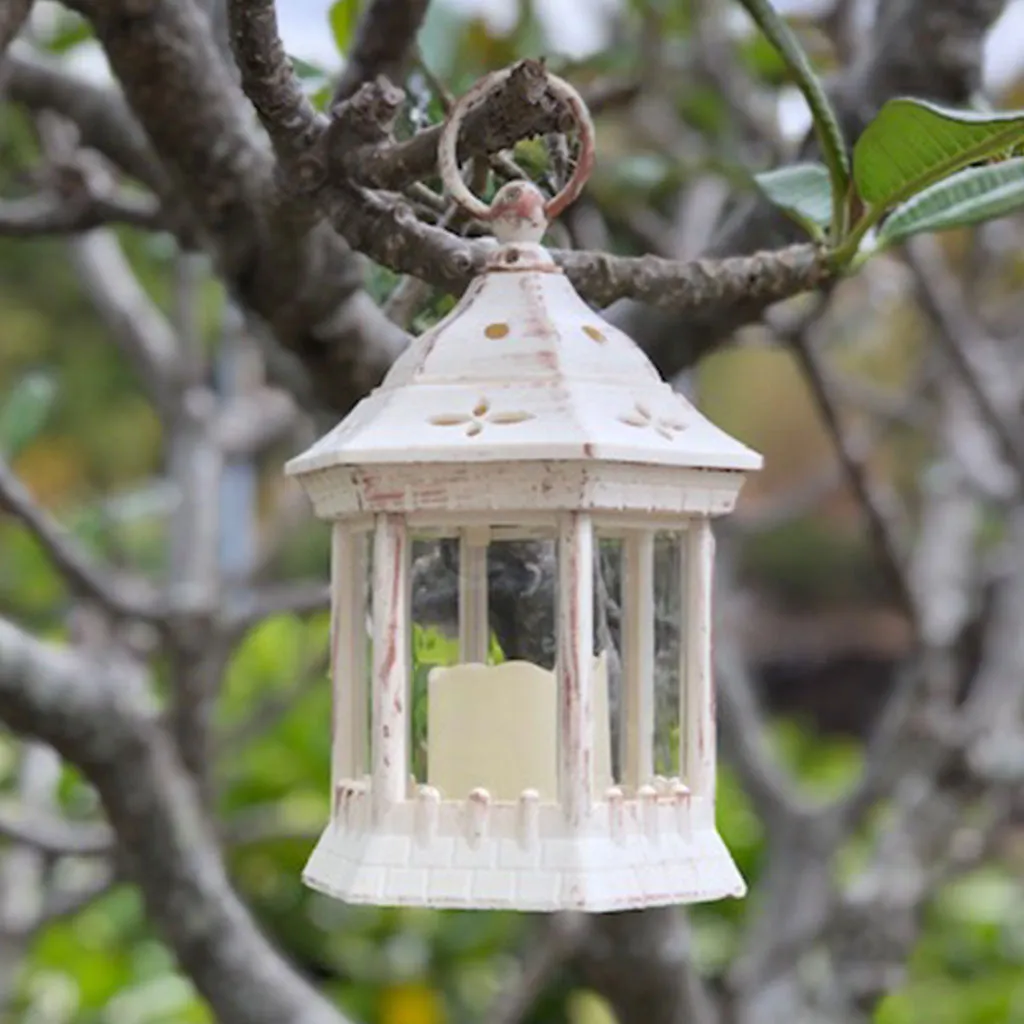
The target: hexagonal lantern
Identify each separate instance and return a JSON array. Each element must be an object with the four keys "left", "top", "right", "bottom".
[{"left": 286, "top": 69, "right": 762, "bottom": 912}]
